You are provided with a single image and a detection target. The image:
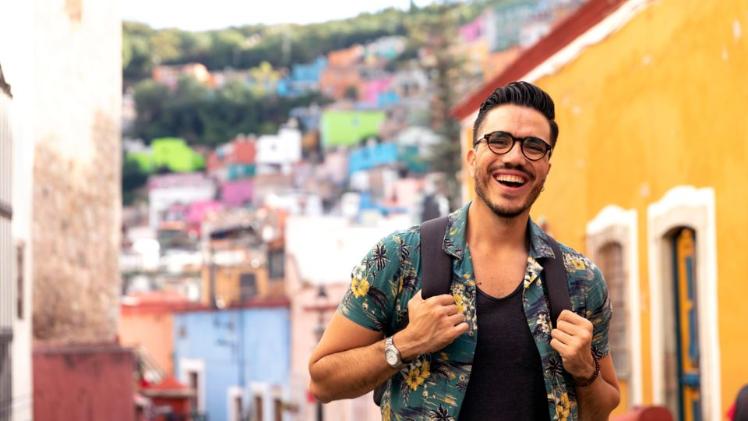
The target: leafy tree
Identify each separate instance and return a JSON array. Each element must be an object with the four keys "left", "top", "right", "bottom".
[
  {"left": 122, "top": 154, "right": 149, "bottom": 205},
  {"left": 407, "top": 3, "right": 467, "bottom": 207},
  {"left": 131, "top": 74, "right": 329, "bottom": 147}
]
